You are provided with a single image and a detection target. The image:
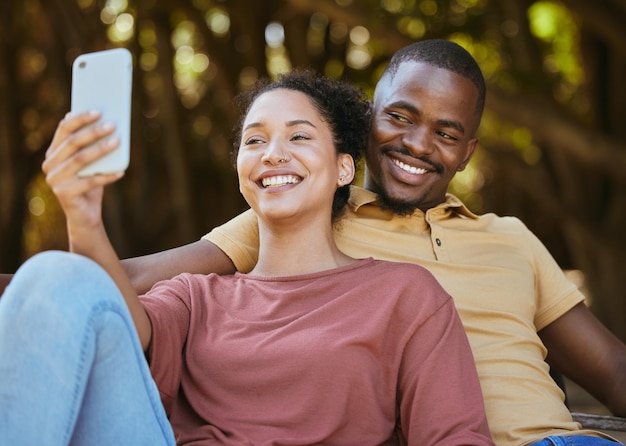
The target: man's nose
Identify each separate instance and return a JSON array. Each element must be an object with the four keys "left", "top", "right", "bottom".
[{"left": 402, "top": 127, "right": 434, "bottom": 156}]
